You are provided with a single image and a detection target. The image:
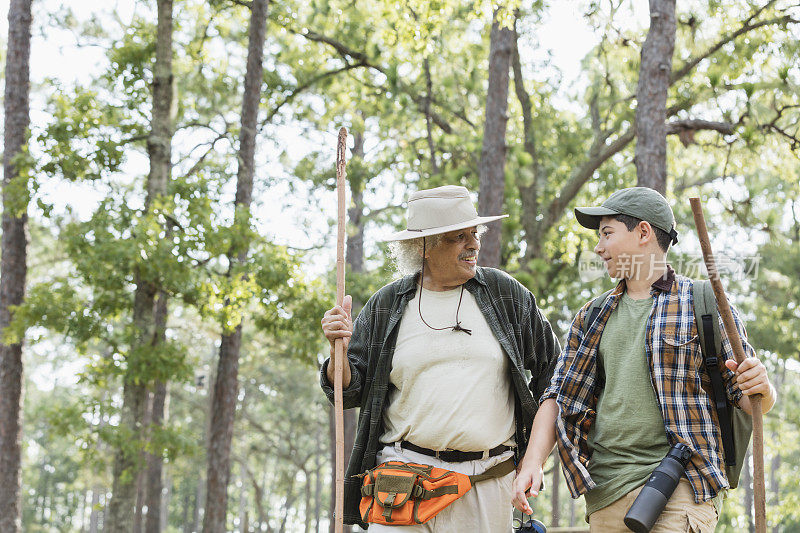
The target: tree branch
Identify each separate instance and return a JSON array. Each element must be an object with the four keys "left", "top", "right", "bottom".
[
  {"left": 261, "top": 61, "right": 367, "bottom": 126},
  {"left": 284, "top": 25, "right": 471, "bottom": 133},
  {"left": 423, "top": 58, "right": 439, "bottom": 174},
  {"left": 673, "top": 173, "right": 725, "bottom": 192},
  {"left": 511, "top": 25, "right": 537, "bottom": 174},
  {"left": 543, "top": 127, "right": 636, "bottom": 228},
  {"left": 180, "top": 129, "right": 230, "bottom": 179},
  {"left": 671, "top": 10, "right": 798, "bottom": 84},
  {"left": 665, "top": 118, "right": 735, "bottom": 136},
  {"left": 758, "top": 103, "right": 800, "bottom": 149},
  {"left": 362, "top": 80, "right": 455, "bottom": 133},
  {"left": 762, "top": 123, "right": 800, "bottom": 149},
  {"left": 119, "top": 134, "right": 150, "bottom": 145},
  {"left": 294, "top": 29, "right": 372, "bottom": 65},
  {"left": 361, "top": 204, "right": 403, "bottom": 222}
]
